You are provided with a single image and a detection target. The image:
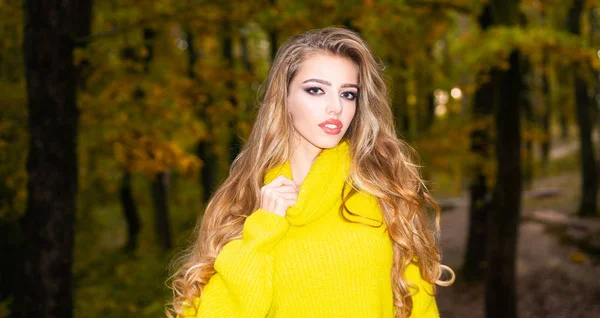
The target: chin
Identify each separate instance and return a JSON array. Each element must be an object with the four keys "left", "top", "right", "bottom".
[{"left": 311, "top": 136, "right": 345, "bottom": 149}]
